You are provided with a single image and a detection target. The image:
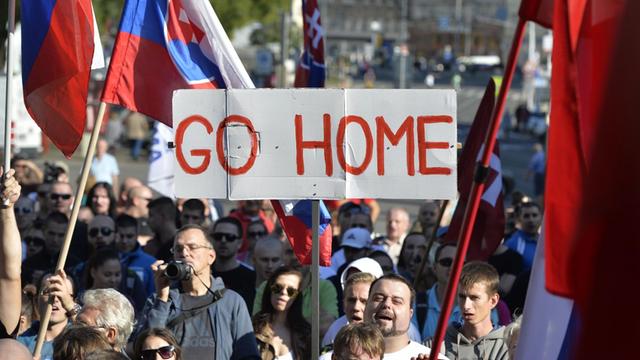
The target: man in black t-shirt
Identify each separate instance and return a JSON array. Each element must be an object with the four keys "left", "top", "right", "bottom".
[{"left": 211, "top": 217, "right": 257, "bottom": 310}]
